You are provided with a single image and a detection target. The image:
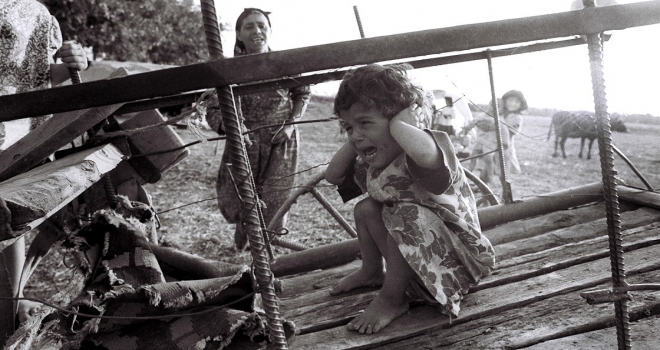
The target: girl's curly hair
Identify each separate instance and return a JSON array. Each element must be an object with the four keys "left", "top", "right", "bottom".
[{"left": 334, "top": 64, "right": 431, "bottom": 123}]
